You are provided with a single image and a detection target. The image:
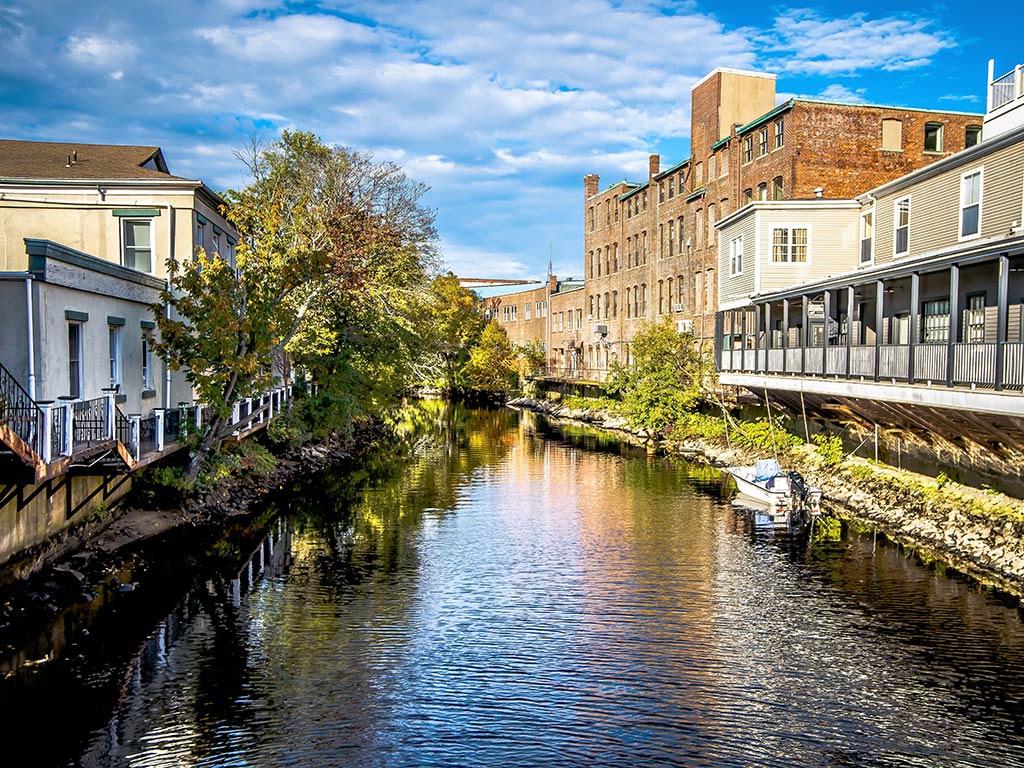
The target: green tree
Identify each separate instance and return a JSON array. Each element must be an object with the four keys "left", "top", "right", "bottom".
[
  {"left": 154, "top": 131, "right": 439, "bottom": 479},
  {"left": 466, "top": 320, "right": 517, "bottom": 393},
  {"left": 416, "top": 274, "right": 485, "bottom": 393},
  {"left": 606, "top": 320, "right": 710, "bottom": 437}
]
